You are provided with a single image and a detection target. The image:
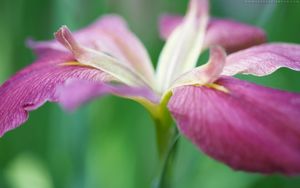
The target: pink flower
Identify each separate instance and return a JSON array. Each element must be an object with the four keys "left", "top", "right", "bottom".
[{"left": 1, "top": 0, "right": 300, "bottom": 174}]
